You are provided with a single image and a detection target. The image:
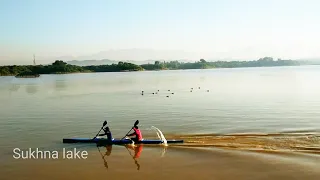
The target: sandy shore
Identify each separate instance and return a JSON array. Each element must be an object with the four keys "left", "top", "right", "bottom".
[{"left": 2, "top": 144, "right": 319, "bottom": 180}]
